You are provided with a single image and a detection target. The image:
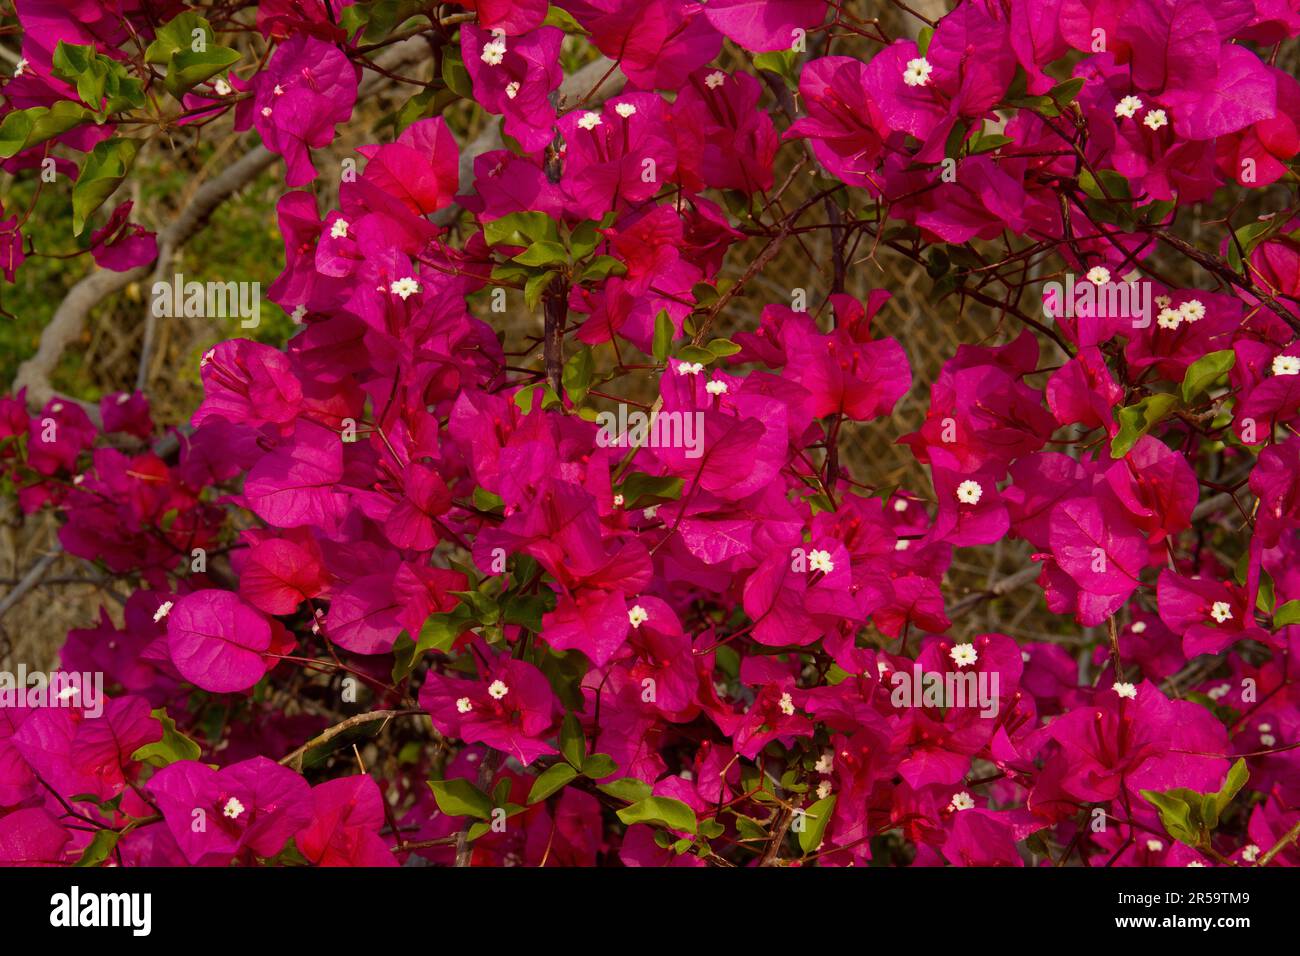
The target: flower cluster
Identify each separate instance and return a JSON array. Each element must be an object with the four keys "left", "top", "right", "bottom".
[{"left": 1, "top": 0, "right": 1298, "bottom": 868}]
